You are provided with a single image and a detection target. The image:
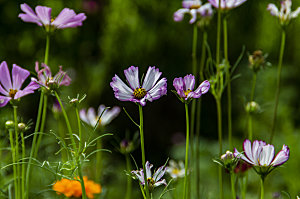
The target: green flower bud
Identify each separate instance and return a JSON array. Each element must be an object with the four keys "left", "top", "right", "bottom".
[
  {"left": 5, "top": 120, "right": 14, "bottom": 130},
  {"left": 18, "top": 123, "right": 26, "bottom": 131},
  {"left": 245, "top": 101, "right": 260, "bottom": 114}
]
